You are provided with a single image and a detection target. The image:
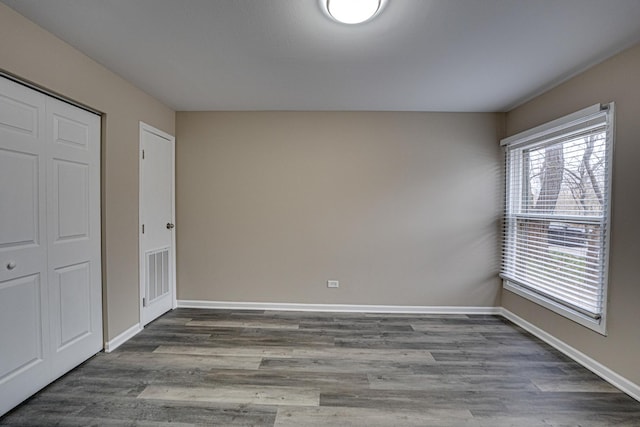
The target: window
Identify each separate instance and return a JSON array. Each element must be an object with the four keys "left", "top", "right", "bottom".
[{"left": 501, "top": 104, "right": 614, "bottom": 334}]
